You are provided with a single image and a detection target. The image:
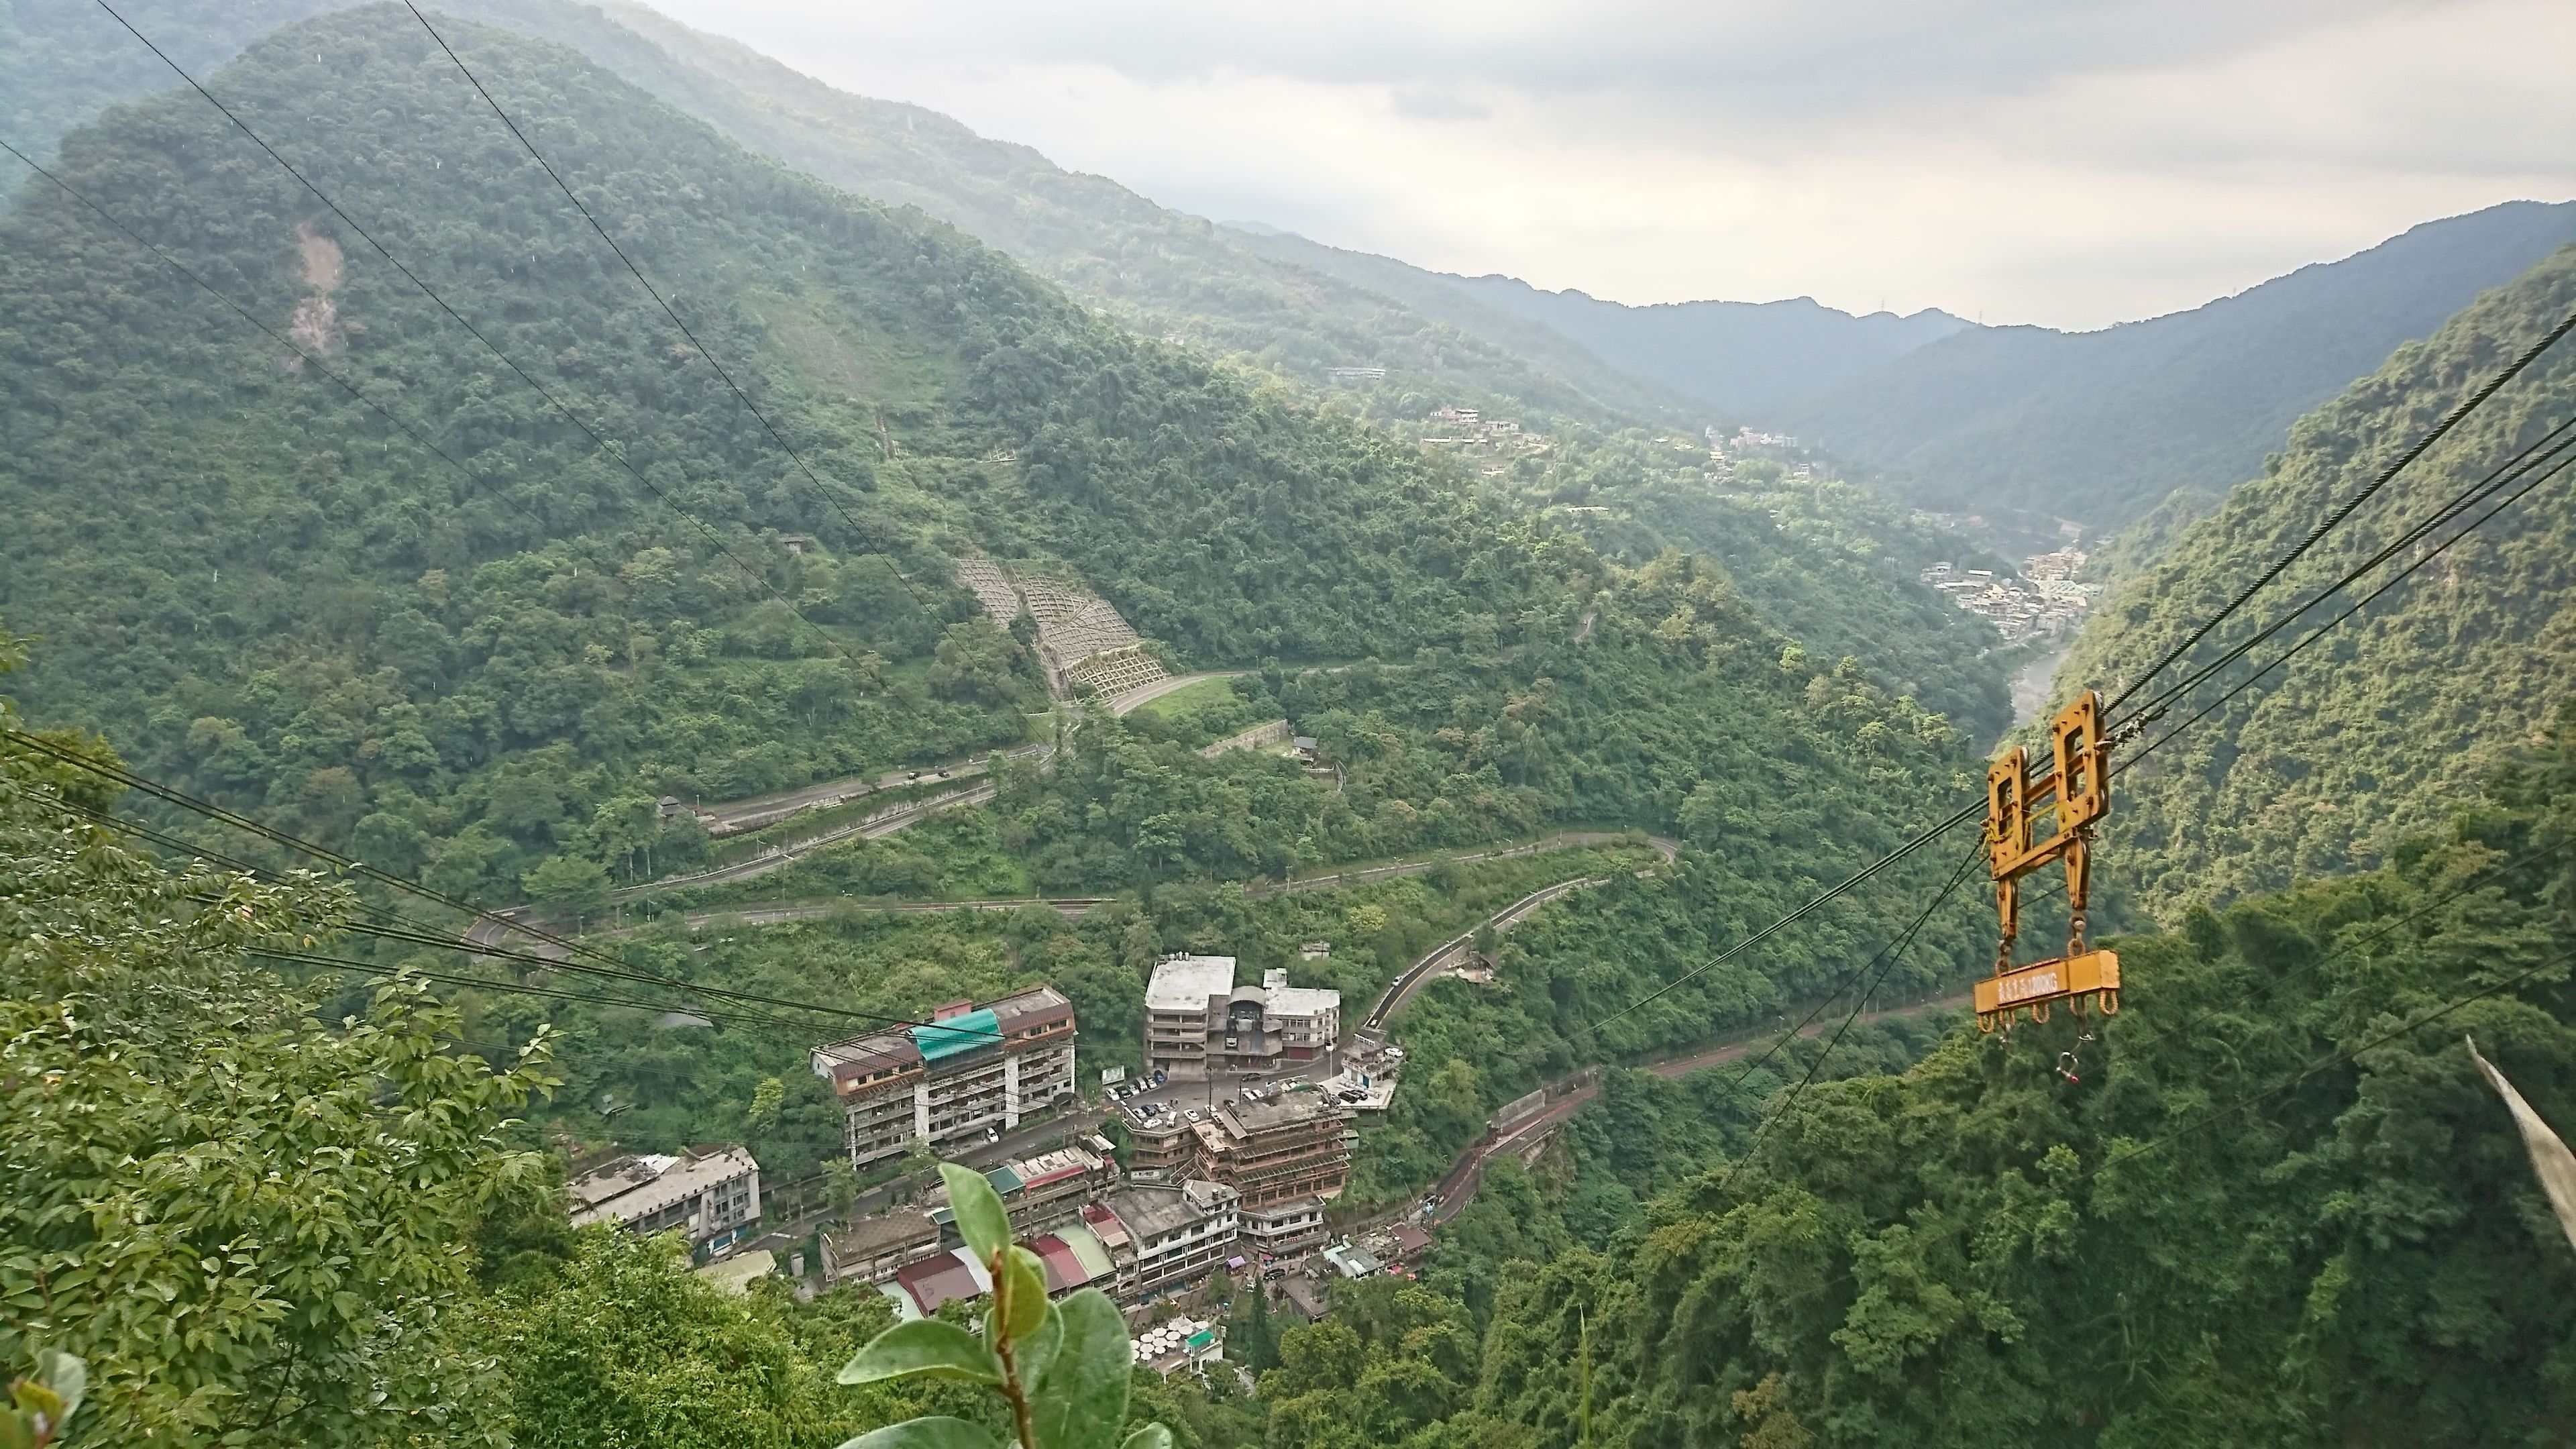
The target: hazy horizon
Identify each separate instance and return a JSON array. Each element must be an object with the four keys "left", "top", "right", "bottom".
[{"left": 641, "top": 0, "right": 2575, "bottom": 331}]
